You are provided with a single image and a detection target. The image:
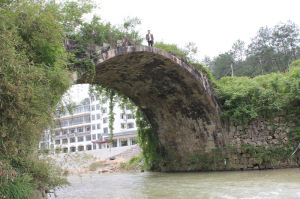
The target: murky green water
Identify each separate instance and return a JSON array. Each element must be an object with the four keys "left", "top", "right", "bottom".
[{"left": 53, "top": 168, "right": 300, "bottom": 199}]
